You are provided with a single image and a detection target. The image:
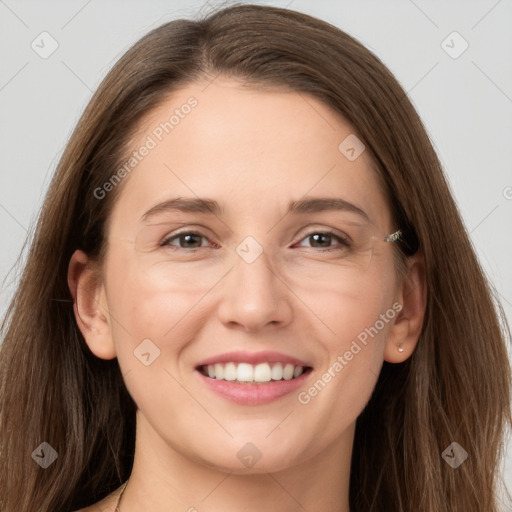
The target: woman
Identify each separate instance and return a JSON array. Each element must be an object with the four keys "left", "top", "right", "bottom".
[{"left": 0, "top": 4, "right": 510, "bottom": 512}]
